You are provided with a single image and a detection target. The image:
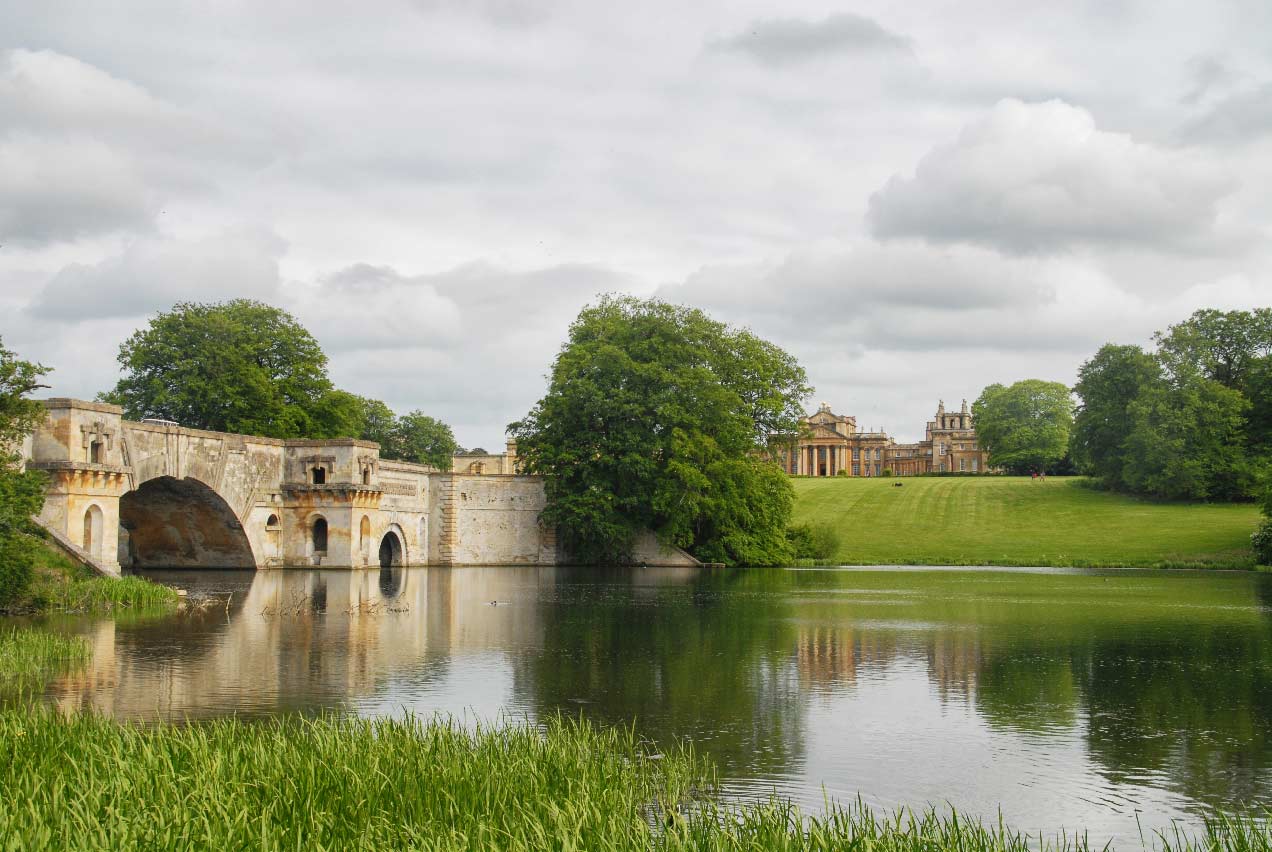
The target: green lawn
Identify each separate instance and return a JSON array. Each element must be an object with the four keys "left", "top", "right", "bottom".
[{"left": 791, "top": 476, "right": 1263, "bottom": 569}]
